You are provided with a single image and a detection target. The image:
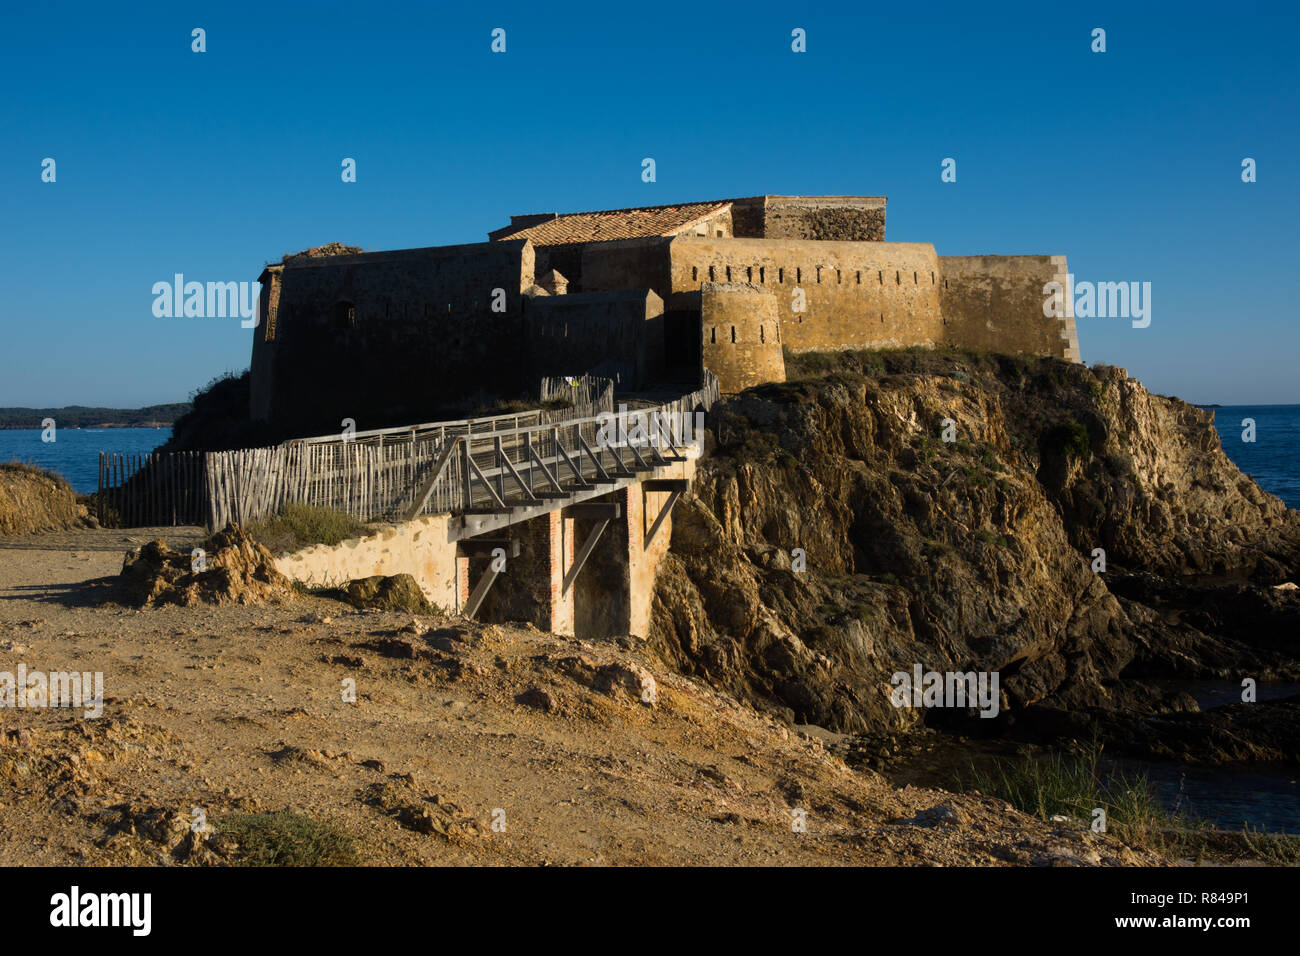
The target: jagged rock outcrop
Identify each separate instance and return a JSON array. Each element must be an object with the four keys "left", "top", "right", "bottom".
[
  {"left": 118, "top": 524, "right": 293, "bottom": 607},
  {"left": 332, "top": 574, "right": 434, "bottom": 614},
  {"left": 648, "top": 349, "right": 1300, "bottom": 749}
]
